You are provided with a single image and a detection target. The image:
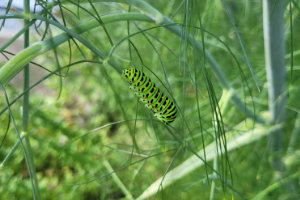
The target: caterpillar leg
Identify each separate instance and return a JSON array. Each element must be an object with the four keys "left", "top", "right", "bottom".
[{"left": 144, "top": 102, "right": 151, "bottom": 108}]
